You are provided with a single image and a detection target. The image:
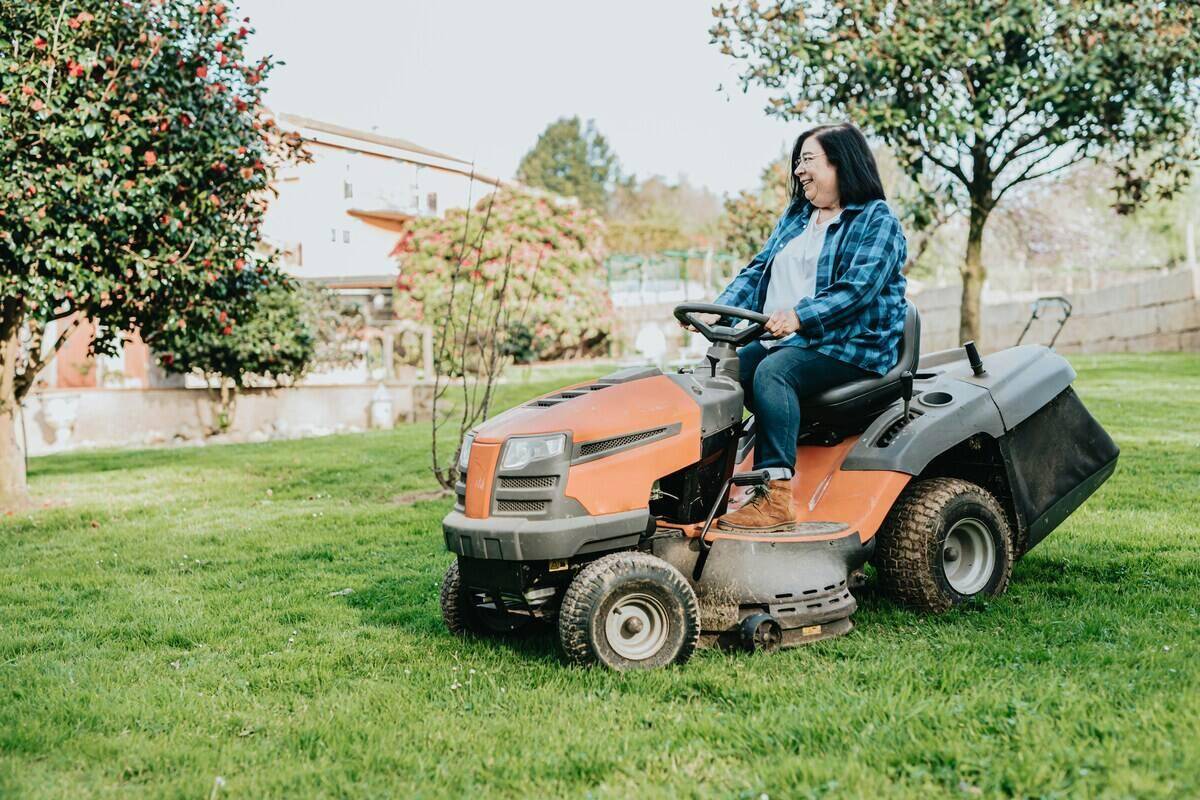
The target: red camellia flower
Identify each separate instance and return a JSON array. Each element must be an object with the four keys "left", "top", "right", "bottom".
[
  {"left": 67, "top": 61, "right": 85, "bottom": 79},
  {"left": 214, "top": 3, "right": 227, "bottom": 14},
  {"left": 219, "top": 310, "right": 228, "bottom": 323},
  {"left": 21, "top": 85, "right": 35, "bottom": 96},
  {"left": 196, "top": 65, "right": 208, "bottom": 78},
  {"left": 234, "top": 258, "right": 246, "bottom": 270},
  {"left": 67, "top": 18, "right": 80, "bottom": 29},
  {"left": 31, "top": 100, "right": 44, "bottom": 112},
  {"left": 222, "top": 325, "right": 233, "bottom": 336},
  {"left": 33, "top": 37, "right": 47, "bottom": 49},
  {"left": 0, "top": 94, "right": 8, "bottom": 106},
  {"left": 144, "top": 150, "right": 157, "bottom": 167},
  {"left": 131, "top": 57, "right": 141, "bottom": 68}
]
